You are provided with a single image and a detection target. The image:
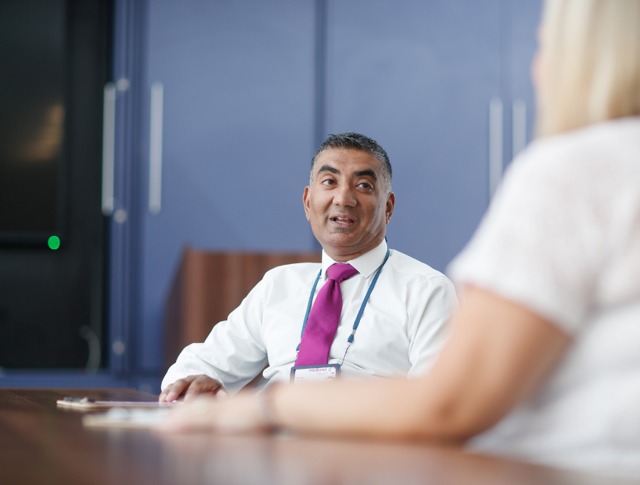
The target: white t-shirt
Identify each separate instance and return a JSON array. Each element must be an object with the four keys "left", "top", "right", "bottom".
[
  {"left": 448, "top": 117, "right": 640, "bottom": 478},
  {"left": 163, "top": 240, "right": 457, "bottom": 393}
]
